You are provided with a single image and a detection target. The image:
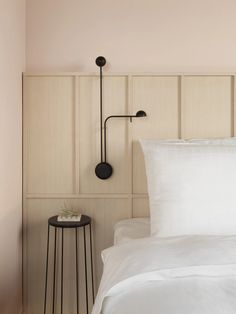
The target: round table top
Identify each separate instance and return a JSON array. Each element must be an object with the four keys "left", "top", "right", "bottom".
[{"left": 48, "top": 215, "right": 91, "bottom": 228}]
